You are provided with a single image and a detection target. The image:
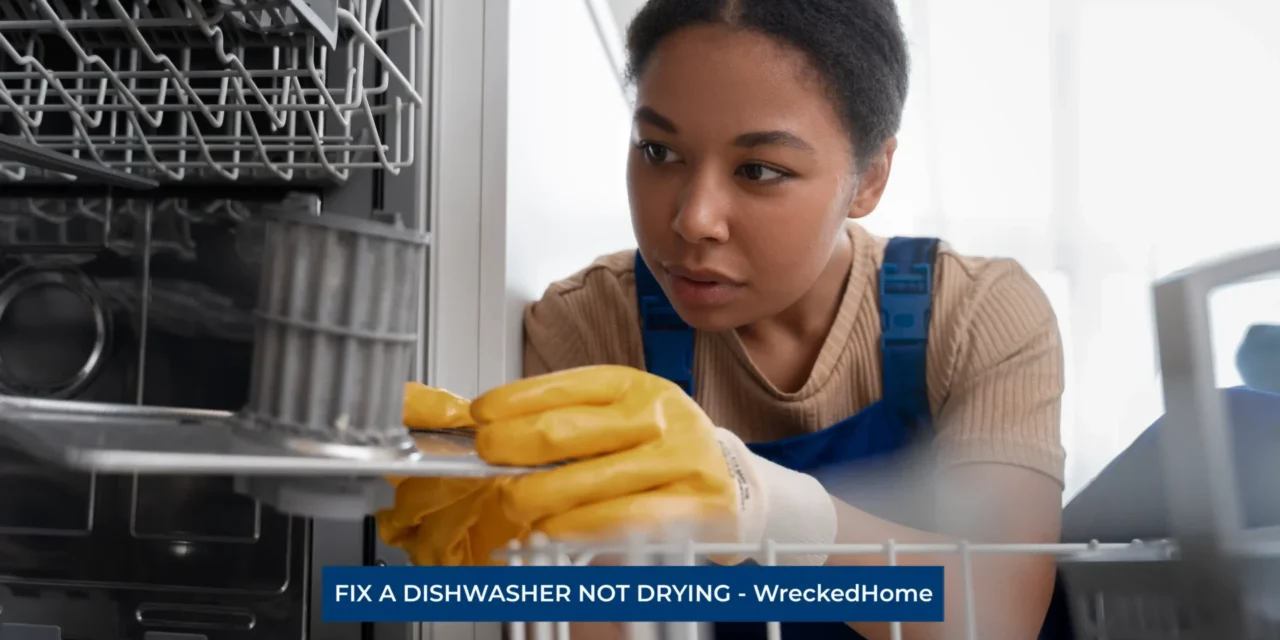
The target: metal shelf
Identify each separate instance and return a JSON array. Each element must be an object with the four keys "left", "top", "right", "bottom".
[
  {"left": 0, "top": 0, "right": 424, "bottom": 185},
  {"left": 0, "top": 395, "right": 542, "bottom": 477}
]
